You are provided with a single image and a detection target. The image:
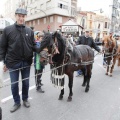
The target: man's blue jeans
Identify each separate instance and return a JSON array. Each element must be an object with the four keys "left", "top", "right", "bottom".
[{"left": 9, "top": 61, "right": 30, "bottom": 104}]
